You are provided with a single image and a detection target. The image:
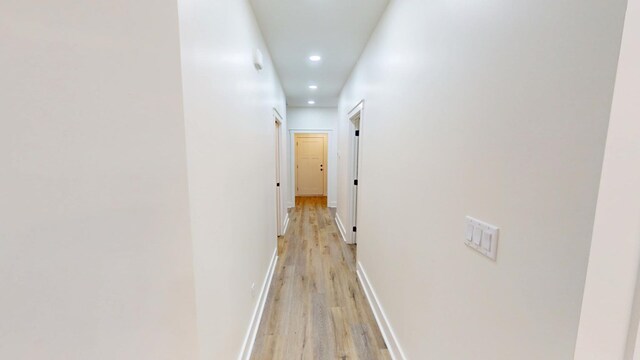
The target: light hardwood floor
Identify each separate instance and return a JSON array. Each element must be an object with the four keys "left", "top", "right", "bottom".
[{"left": 251, "top": 196, "right": 390, "bottom": 360}]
